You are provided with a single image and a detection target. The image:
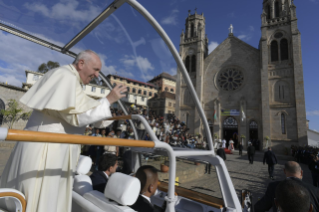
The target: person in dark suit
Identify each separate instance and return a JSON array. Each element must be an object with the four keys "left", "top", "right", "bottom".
[
  {"left": 238, "top": 142, "right": 243, "bottom": 156},
  {"left": 217, "top": 145, "right": 227, "bottom": 161},
  {"left": 130, "top": 165, "right": 158, "bottom": 212},
  {"left": 275, "top": 179, "right": 313, "bottom": 212},
  {"left": 247, "top": 143, "right": 255, "bottom": 164},
  {"left": 254, "top": 161, "right": 319, "bottom": 212},
  {"left": 263, "top": 147, "right": 277, "bottom": 179},
  {"left": 90, "top": 154, "right": 118, "bottom": 193}
]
